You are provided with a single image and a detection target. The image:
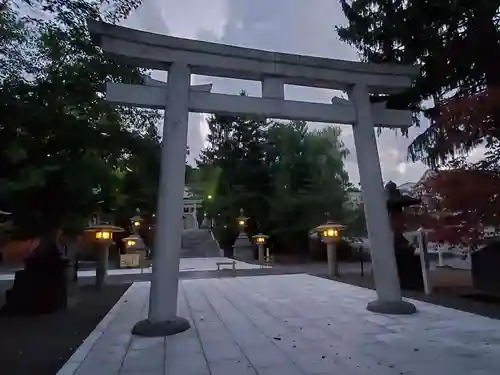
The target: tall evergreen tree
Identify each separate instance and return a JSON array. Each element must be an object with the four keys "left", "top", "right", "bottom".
[
  {"left": 338, "top": 0, "right": 500, "bottom": 167},
  {"left": 197, "top": 109, "right": 271, "bottom": 250}
]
